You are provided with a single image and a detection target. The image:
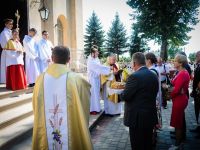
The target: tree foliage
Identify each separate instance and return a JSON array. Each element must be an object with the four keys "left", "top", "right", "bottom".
[
  {"left": 129, "top": 27, "right": 150, "bottom": 57},
  {"left": 84, "top": 11, "right": 105, "bottom": 58},
  {"left": 106, "top": 12, "right": 128, "bottom": 59},
  {"left": 168, "top": 45, "right": 183, "bottom": 59},
  {"left": 188, "top": 52, "right": 196, "bottom": 62},
  {"left": 127, "top": 0, "right": 200, "bottom": 60}
]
